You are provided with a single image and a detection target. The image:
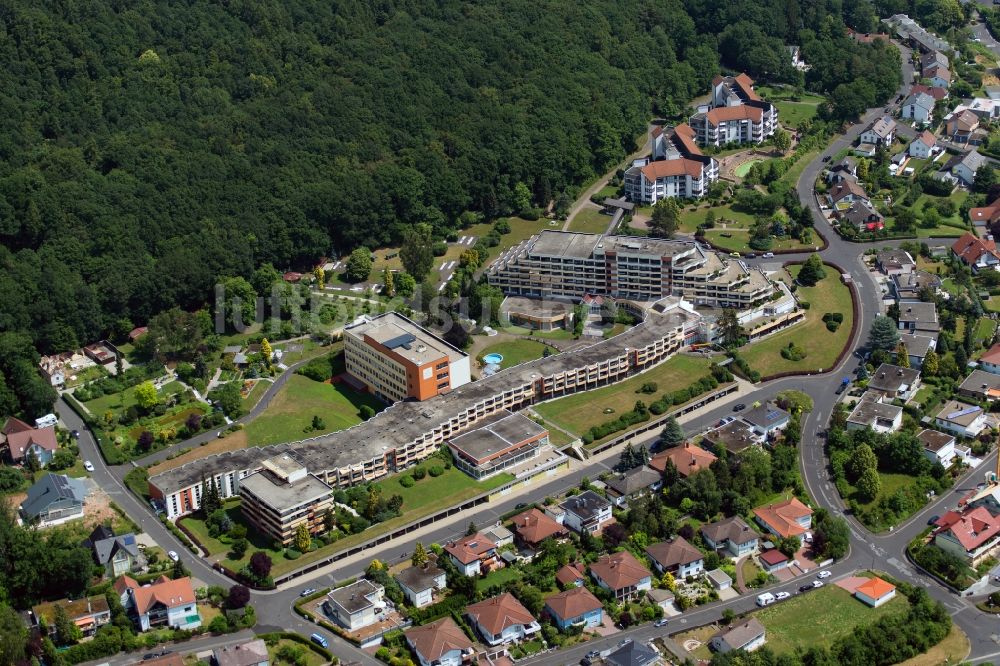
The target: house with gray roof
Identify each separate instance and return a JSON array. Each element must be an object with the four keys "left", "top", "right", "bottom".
[
  {"left": 892, "top": 271, "right": 940, "bottom": 302},
  {"left": 954, "top": 151, "right": 987, "bottom": 186},
  {"left": 867, "top": 364, "right": 921, "bottom": 402},
  {"left": 959, "top": 369, "right": 1000, "bottom": 402},
  {"left": 897, "top": 302, "right": 939, "bottom": 334},
  {"left": 711, "top": 618, "right": 767, "bottom": 654},
  {"left": 605, "top": 641, "right": 660, "bottom": 666},
  {"left": 605, "top": 467, "right": 662, "bottom": 506},
  {"left": 897, "top": 333, "right": 936, "bottom": 368},
  {"left": 20, "top": 473, "right": 87, "bottom": 527},
  {"left": 902, "top": 92, "right": 936, "bottom": 123},
  {"left": 92, "top": 531, "right": 145, "bottom": 578}
]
